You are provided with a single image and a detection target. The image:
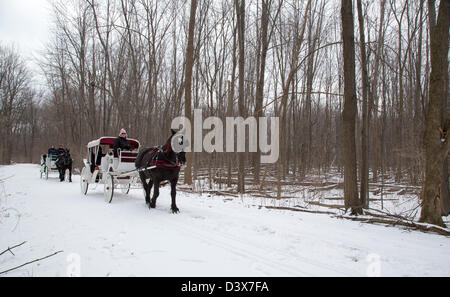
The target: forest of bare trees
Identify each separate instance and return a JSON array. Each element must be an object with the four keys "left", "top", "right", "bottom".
[{"left": 0, "top": 0, "right": 449, "bottom": 225}]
